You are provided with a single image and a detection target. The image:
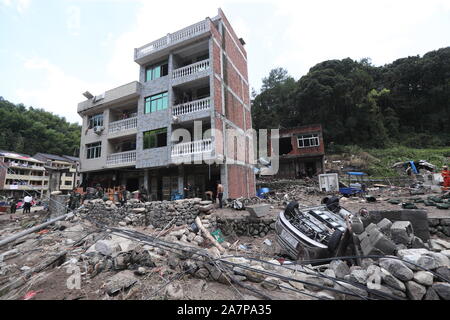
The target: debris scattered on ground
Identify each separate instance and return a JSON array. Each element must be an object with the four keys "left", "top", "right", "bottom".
[{"left": 1, "top": 176, "right": 449, "bottom": 300}]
